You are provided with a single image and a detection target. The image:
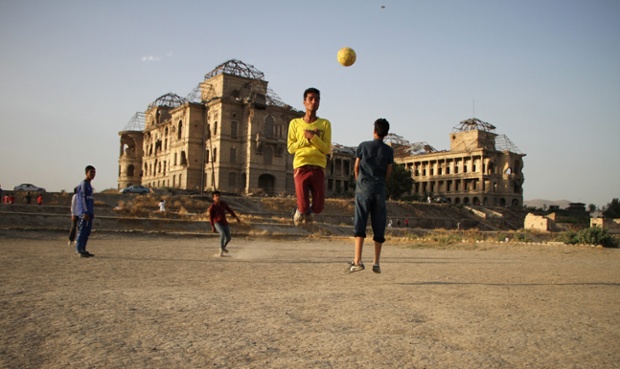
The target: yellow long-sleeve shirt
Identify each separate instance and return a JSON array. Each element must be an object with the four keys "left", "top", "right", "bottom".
[{"left": 287, "top": 117, "right": 332, "bottom": 169}]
